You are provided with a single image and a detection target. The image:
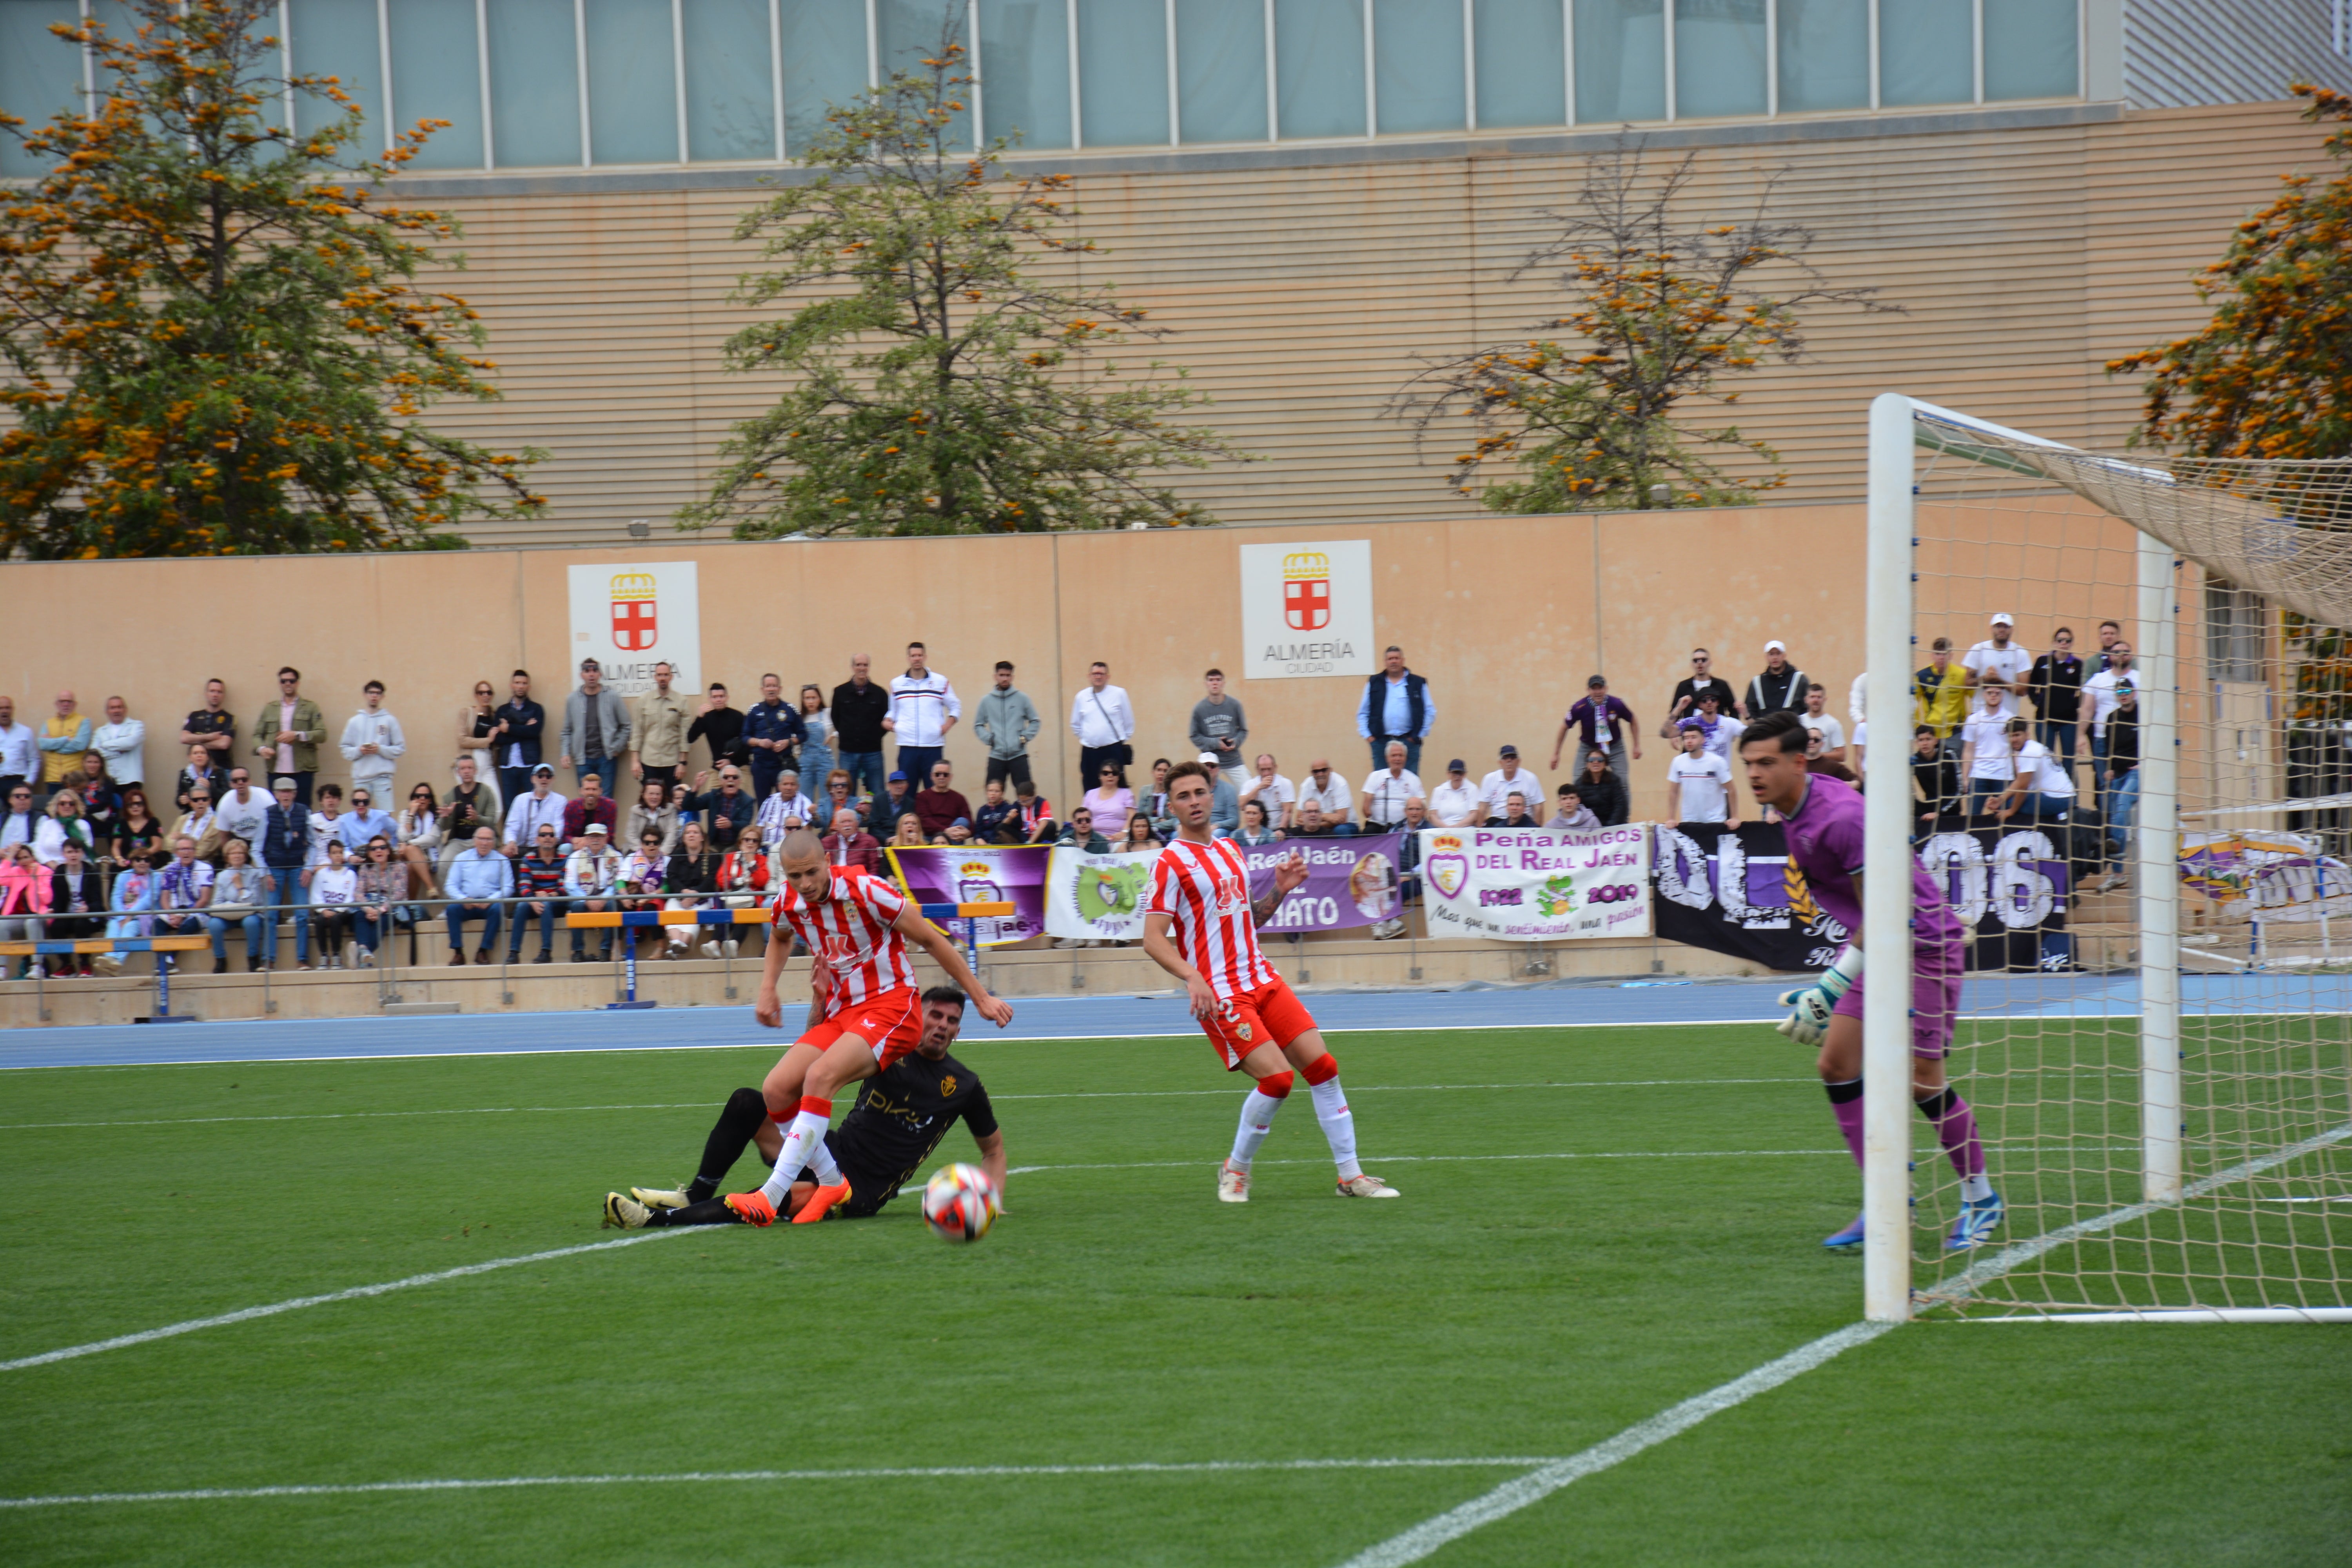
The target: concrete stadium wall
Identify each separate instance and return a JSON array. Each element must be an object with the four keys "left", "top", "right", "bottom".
[{"left": 4, "top": 492, "right": 2173, "bottom": 824}]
